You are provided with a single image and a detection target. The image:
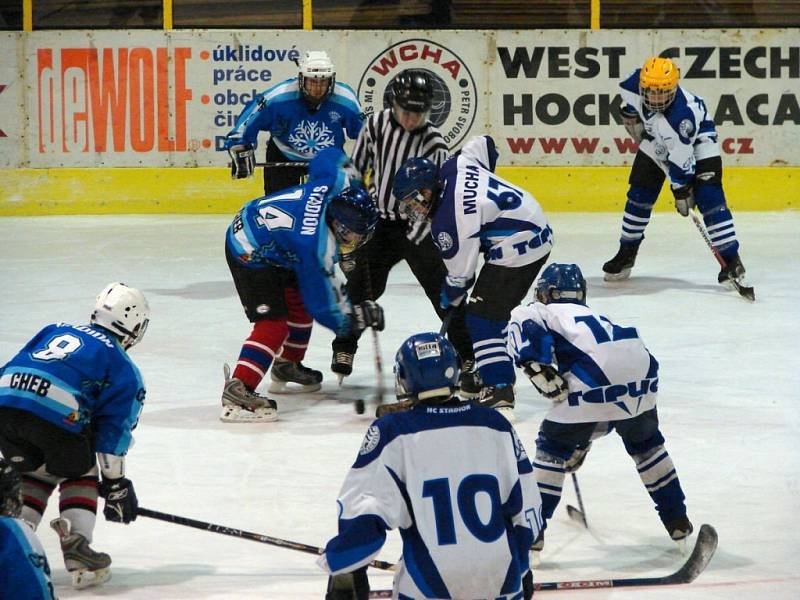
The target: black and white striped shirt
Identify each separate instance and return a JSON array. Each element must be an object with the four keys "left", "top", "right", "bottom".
[{"left": 352, "top": 109, "right": 448, "bottom": 238}]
